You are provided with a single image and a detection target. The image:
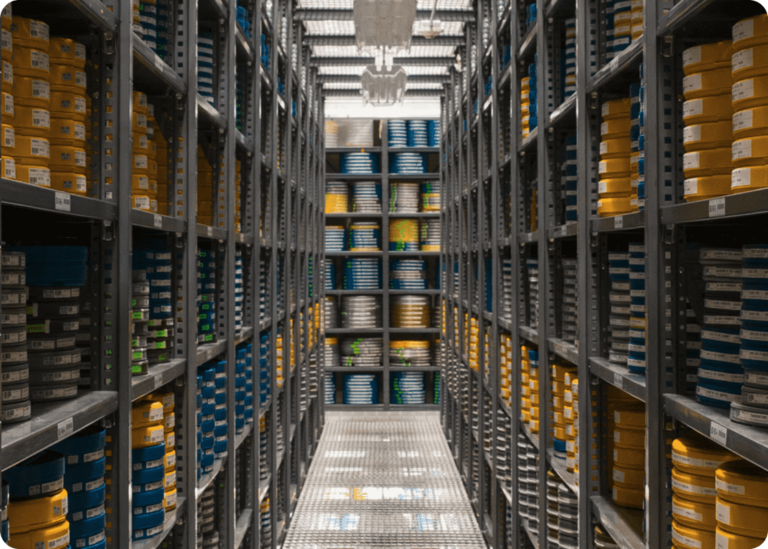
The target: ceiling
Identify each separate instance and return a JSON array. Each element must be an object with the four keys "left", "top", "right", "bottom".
[{"left": 296, "top": 0, "right": 472, "bottom": 97}]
